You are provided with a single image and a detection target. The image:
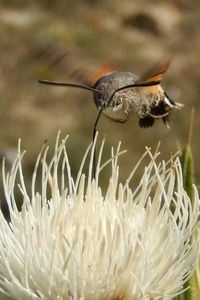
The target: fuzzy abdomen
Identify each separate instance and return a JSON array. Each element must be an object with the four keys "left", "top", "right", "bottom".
[{"left": 92, "top": 71, "right": 181, "bottom": 127}]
